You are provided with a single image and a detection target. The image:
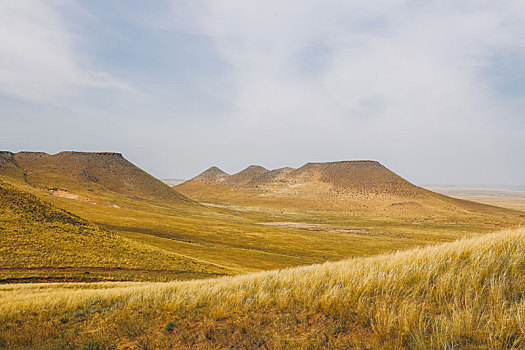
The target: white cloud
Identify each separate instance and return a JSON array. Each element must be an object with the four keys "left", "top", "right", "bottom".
[
  {"left": 157, "top": 0, "right": 525, "bottom": 183},
  {"left": 0, "top": 0, "right": 128, "bottom": 103},
  {"left": 1, "top": 1, "right": 524, "bottom": 184},
  {"left": 176, "top": 0, "right": 524, "bottom": 121}
]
